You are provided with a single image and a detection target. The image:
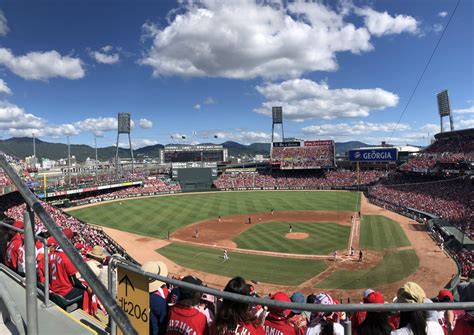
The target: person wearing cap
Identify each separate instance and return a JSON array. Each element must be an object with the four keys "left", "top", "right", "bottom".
[
  {"left": 142, "top": 261, "right": 169, "bottom": 335},
  {"left": 167, "top": 275, "right": 209, "bottom": 335},
  {"left": 4, "top": 221, "right": 25, "bottom": 276},
  {"left": 211, "top": 277, "right": 264, "bottom": 335},
  {"left": 351, "top": 289, "right": 374, "bottom": 334},
  {"left": 357, "top": 291, "right": 393, "bottom": 335},
  {"left": 288, "top": 292, "right": 308, "bottom": 335},
  {"left": 435, "top": 289, "right": 456, "bottom": 335},
  {"left": 452, "top": 283, "right": 474, "bottom": 335},
  {"left": 197, "top": 293, "right": 216, "bottom": 326},
  {"left": 391, "top": 282, "right": 443, "bottom": 335},
  {"left": 264, "top": 291, "right": 297, "bottom": 335},
  {"left": 306, "top": 293, "right": 344, "bottom": 335}
]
